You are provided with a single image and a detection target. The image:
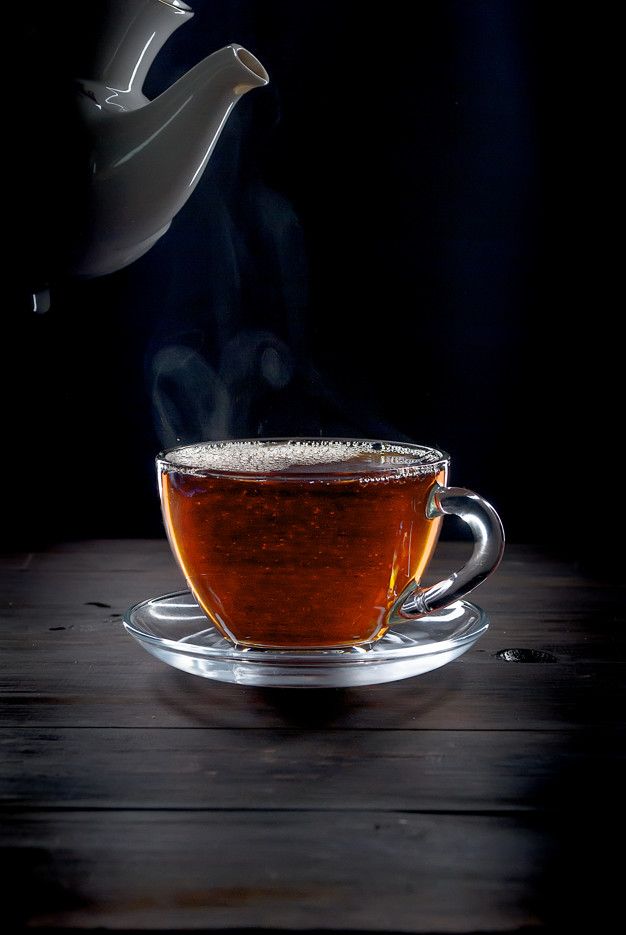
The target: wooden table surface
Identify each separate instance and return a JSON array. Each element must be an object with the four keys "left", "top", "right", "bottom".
[{"left": 1, "top": 541, "right": 624, "bottom": 933}]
